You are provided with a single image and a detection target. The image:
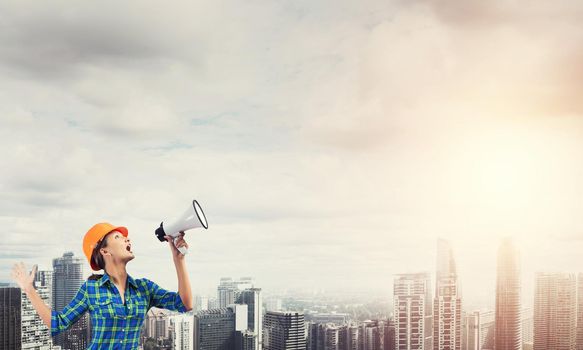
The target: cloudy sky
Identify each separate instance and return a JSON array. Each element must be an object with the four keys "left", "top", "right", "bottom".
[{"left": 1, "top": 0, "right": 583, "bottom": 309}]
